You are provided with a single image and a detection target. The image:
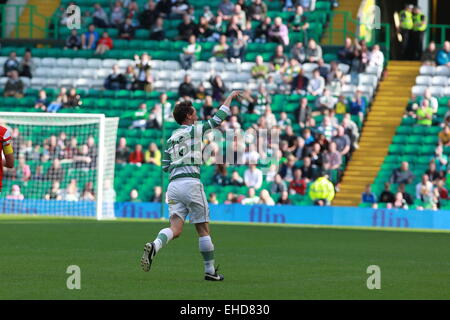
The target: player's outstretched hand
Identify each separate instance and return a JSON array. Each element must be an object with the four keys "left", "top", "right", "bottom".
[{"left": 223, "top": 90, "right": 244, "bottom": 106}]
